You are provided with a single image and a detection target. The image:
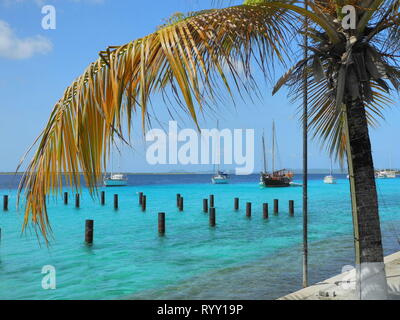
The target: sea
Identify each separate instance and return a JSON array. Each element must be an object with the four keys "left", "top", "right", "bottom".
[{"left": 0, "top": 174, "right": 399, "bottom": 300}]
